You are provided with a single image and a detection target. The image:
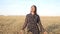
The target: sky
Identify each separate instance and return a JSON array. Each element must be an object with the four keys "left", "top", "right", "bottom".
[{"left": 0, "top": 0, "right": 60, "bottom": 16}]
